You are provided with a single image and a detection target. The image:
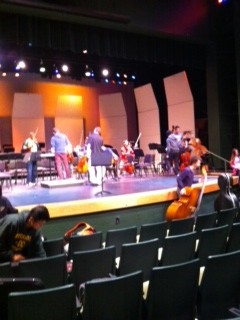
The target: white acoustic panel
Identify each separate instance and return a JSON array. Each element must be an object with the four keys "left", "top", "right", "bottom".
[
  {"left": 163, "top": 71, "right": 195, "bottom": 135},
  {"left": 163, "top": 71, "right": 193, "bottom": 106},
  {"left": 12, "top": 93, "right": 43, "bottom": 118},
  {"left": 134, "top": 83, "right": 161, "bottom": 154},
  {"left": 55, "top": 118, "right": 84, "bottom": 149},
  {"left": 99, "top": 93, "right": 128, "bottom": 151}
]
